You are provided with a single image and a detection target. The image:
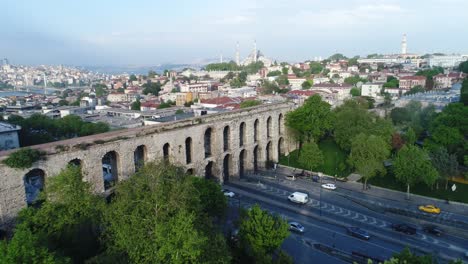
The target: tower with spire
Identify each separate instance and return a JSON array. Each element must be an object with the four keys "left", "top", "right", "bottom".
[
  {"left": 235, "top": 42, "right": 240, "bottom": 66},
  {"left": 253, "top": 40, "right": 257, "bottom": 63},
  {"left": 401, "top": 34, "right": 407, "bottom": 55}
]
